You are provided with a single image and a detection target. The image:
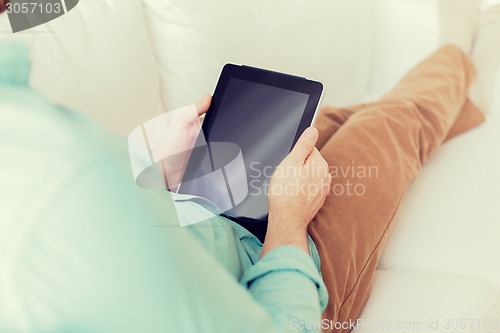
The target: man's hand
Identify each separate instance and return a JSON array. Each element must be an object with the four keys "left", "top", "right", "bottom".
[
  {"left": 261, "top": 127, "right": 331, "bottom": 257},
  {"left": 162, "top": 95, "right": 211, "bottom": 191}
]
